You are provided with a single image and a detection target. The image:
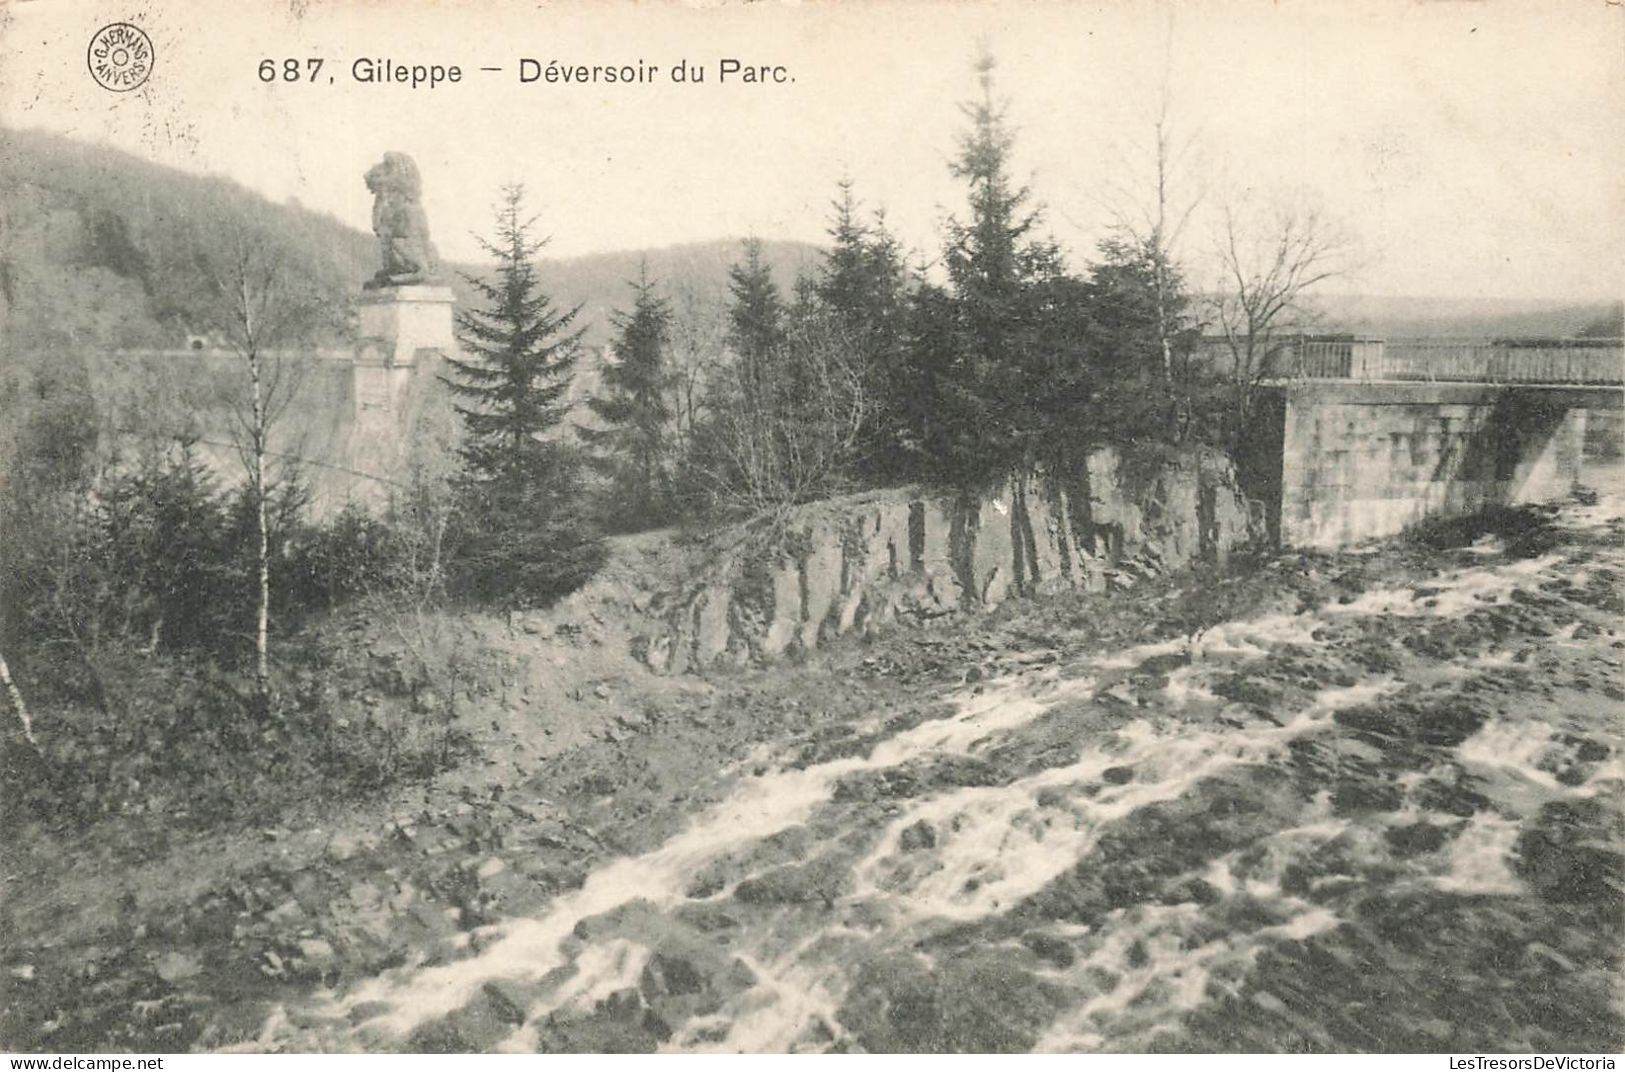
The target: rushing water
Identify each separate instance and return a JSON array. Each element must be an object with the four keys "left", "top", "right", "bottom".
[{"left": 254, "top": 486, "right": 1625, "bottom": 1053}]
